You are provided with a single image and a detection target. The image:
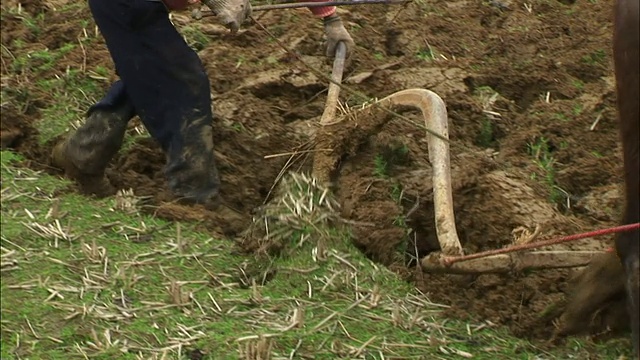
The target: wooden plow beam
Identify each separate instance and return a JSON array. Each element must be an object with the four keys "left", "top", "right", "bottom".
[{"left": 421, "top": 250, "right": 601, "bottom": 274}]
